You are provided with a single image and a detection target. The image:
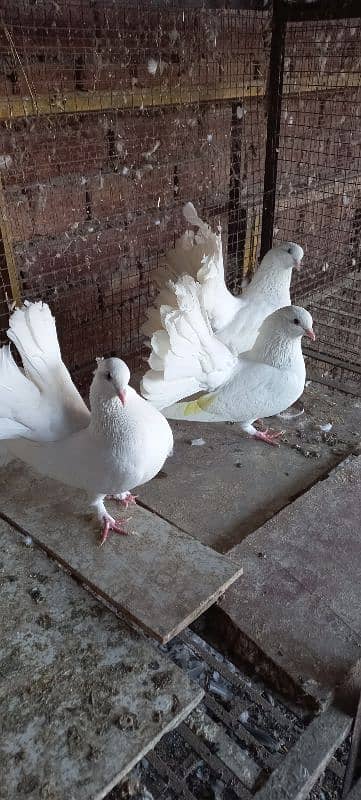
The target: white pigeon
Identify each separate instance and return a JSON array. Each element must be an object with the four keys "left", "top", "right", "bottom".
[
  {"left": 0, "top": 303, "right": 173, "bottom": 545},
  {"left": 142, "top": 201, "right": 304, "bottom": 357},
  {"left": 141, "top": 203, "right": 304, "bottom": 410},
  {"left": 161, "top": 306, "right": 315, "bottom": 446}
]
